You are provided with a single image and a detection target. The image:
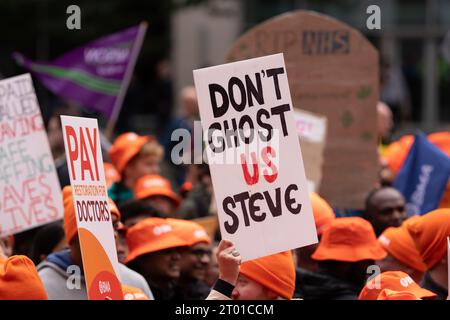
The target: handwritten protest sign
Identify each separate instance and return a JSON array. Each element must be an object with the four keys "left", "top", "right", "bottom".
[
  {"left": 194, "top": 53, "right": 317, "bottom": 260},
  {"left": 61, "top": 116, "right": 122, "bottom": 300},
  {"left": 227, "top": 10, "right": 379, "bottom": 209},
  {"left": 0, "top": 74, "right": 63, "bottom": 236},
  {"left": 293, "top": 109, "right": 327, "bottom": 192}
]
